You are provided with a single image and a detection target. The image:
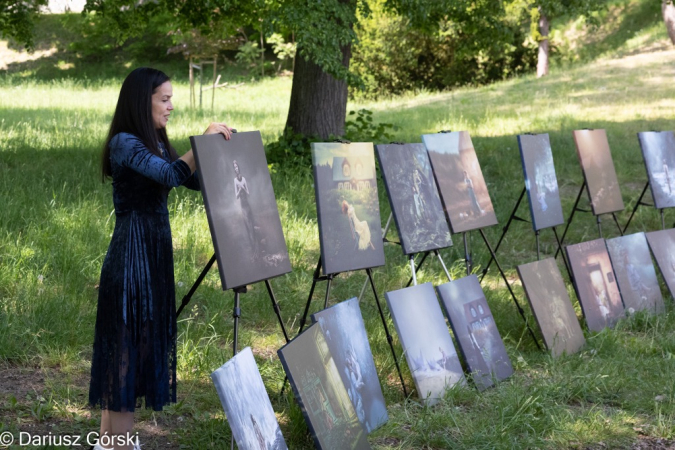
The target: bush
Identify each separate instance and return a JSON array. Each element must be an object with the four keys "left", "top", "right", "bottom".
[{"left": 350, "top": 1, "right": 537, "bottom": 98}]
